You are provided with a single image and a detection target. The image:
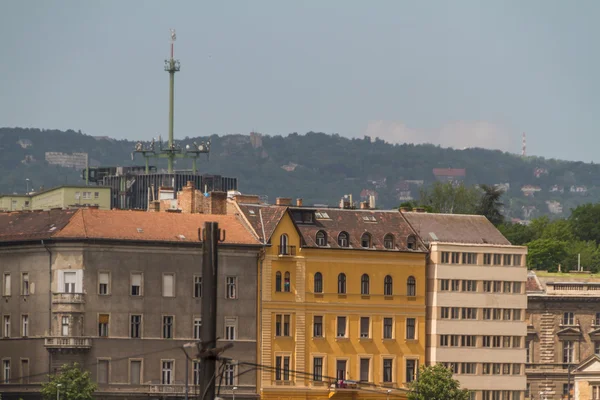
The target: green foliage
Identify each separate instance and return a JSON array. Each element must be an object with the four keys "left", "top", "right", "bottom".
[
  {"left": 407, "top": 364, "right": 471, "bottom": 400},
  {"left": 497, "top": 223, "right": 535, "bottom": 245},
  {"left": 527, "top": 238, "right": 568, "bottom": 271},
  {"left": 41, "top": 363, "right": 96, "bottom": 400},
  {"left": 569, "top": 203, "right": 600, "bottom": 244},
  {"left": 419, "top": 182, "right": 480, "bottom": 214},
  {"left": 476, "top": 184, "right": 505, "bottom": 225}
]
